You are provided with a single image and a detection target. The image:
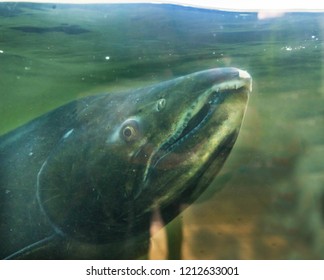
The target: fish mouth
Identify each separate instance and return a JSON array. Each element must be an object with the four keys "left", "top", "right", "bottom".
[{"left": 143, "top": 69, "right": 252, "bottom": 182}]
